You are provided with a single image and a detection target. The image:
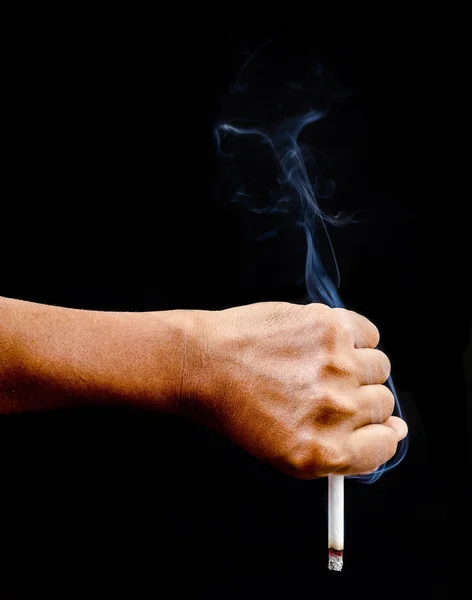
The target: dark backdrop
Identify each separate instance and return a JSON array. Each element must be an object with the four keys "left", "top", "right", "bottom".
[{"left": 1, "top": 16, "right": 469, "bottom": 599}]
